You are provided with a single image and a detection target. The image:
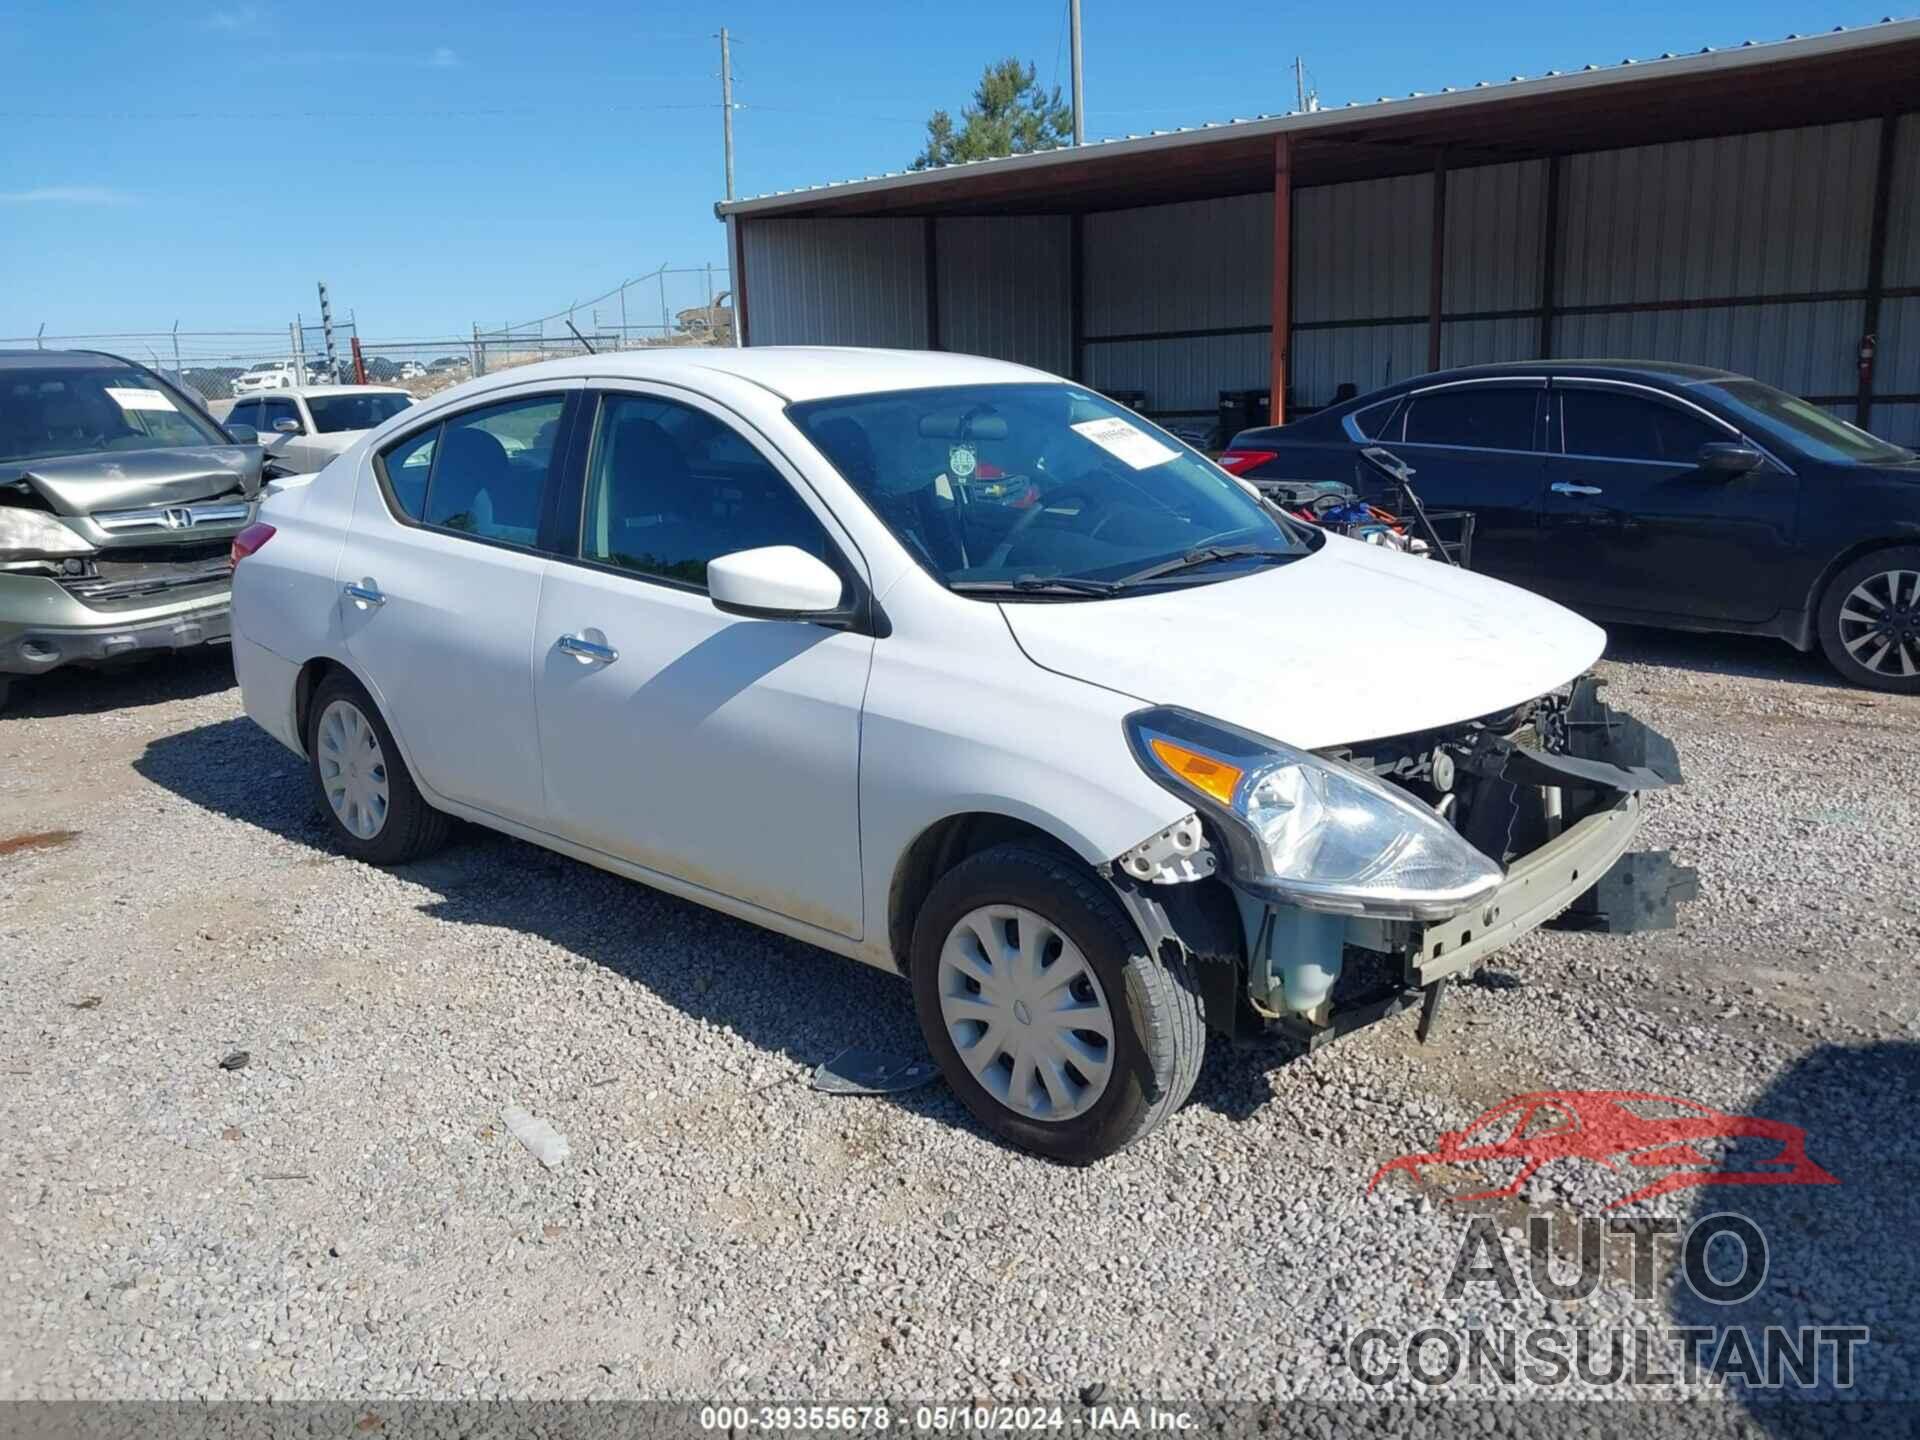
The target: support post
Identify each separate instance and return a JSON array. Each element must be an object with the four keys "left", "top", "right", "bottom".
[
  {"left": 726, "top": 215, "right": 748, "bottom": 347},
  {"left": 1859, "top": 114, "right": 1899, "bottom": 428},
  {"left": 924, "top": 218, "right": 941, "bottom": 350},
  {"left": 1427, "top": 148, "right": 1447, "bottom": 374},
  {"left": 1069, "top": 212, "right": 1085, "bottom": 382},
  {"left": 658, "top": 265, "right": 670, "bottom": 340},
  {"left": 171, "top": 321, "right": 182, "bottom": 382},
  {"left": 720, "top": 27, "right": 736, "bottom": 201},
  {"left": 290, "top": 321, "right": 305, "bottom": 385},
  {"left": 1269, "top": 135, "right": 1292, "bottom": 425},
  {"left": 1068, "top": 0, "right": 1084, "bottom": 146},
  {"left": 1537, "top": 153, "right": 1561, "bottom": 359}
]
